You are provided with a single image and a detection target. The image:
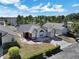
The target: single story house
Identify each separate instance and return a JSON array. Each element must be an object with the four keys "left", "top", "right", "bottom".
[
  {"left": 0, "top": 21, "right": 6, "bottom": 26},
  {"left": 43, "top": 22, "right": 69, "bottom": 36},
  {"left": 0, "top": 25, "right": 16, "bottom": 46},
  {"left": 18, "top": 21, "right": 70, "bottom": 41},
  {"left": 18, "top": 24, "right": 48, "bottom": 40},
  {"left": 0, "top": 17, "right": 17, "bottom": 26}
]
